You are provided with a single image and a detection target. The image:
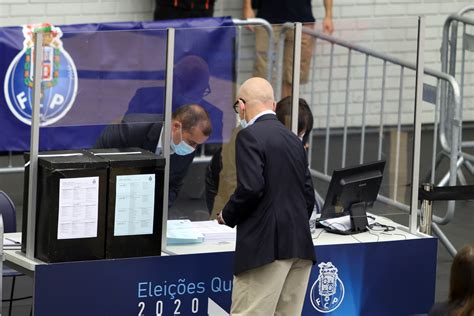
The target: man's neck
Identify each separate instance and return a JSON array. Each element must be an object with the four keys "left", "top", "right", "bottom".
[{"left": 247, "top": 109, "right": 275, "bottom": 127}]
